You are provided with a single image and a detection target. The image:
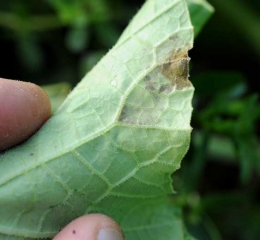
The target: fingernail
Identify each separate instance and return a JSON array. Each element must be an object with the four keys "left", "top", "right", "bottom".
[{"left": 97, "top": 228, "right": 124, "bottom": 240}]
